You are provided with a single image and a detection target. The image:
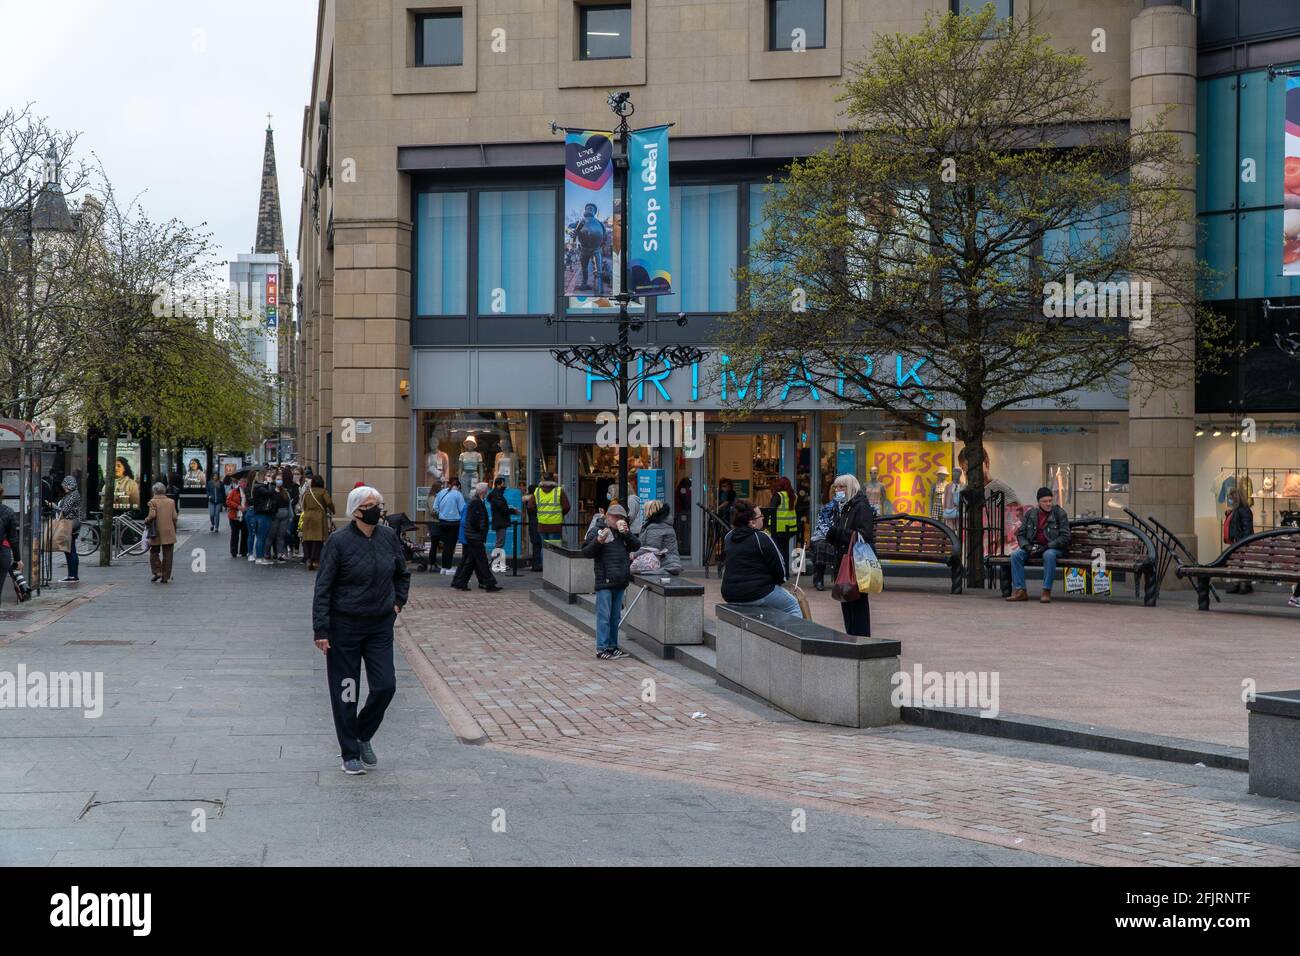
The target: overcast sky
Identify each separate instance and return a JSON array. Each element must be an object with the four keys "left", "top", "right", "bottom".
[{"left": 0, "top": 0, "right": 318, "bottom": 273}]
